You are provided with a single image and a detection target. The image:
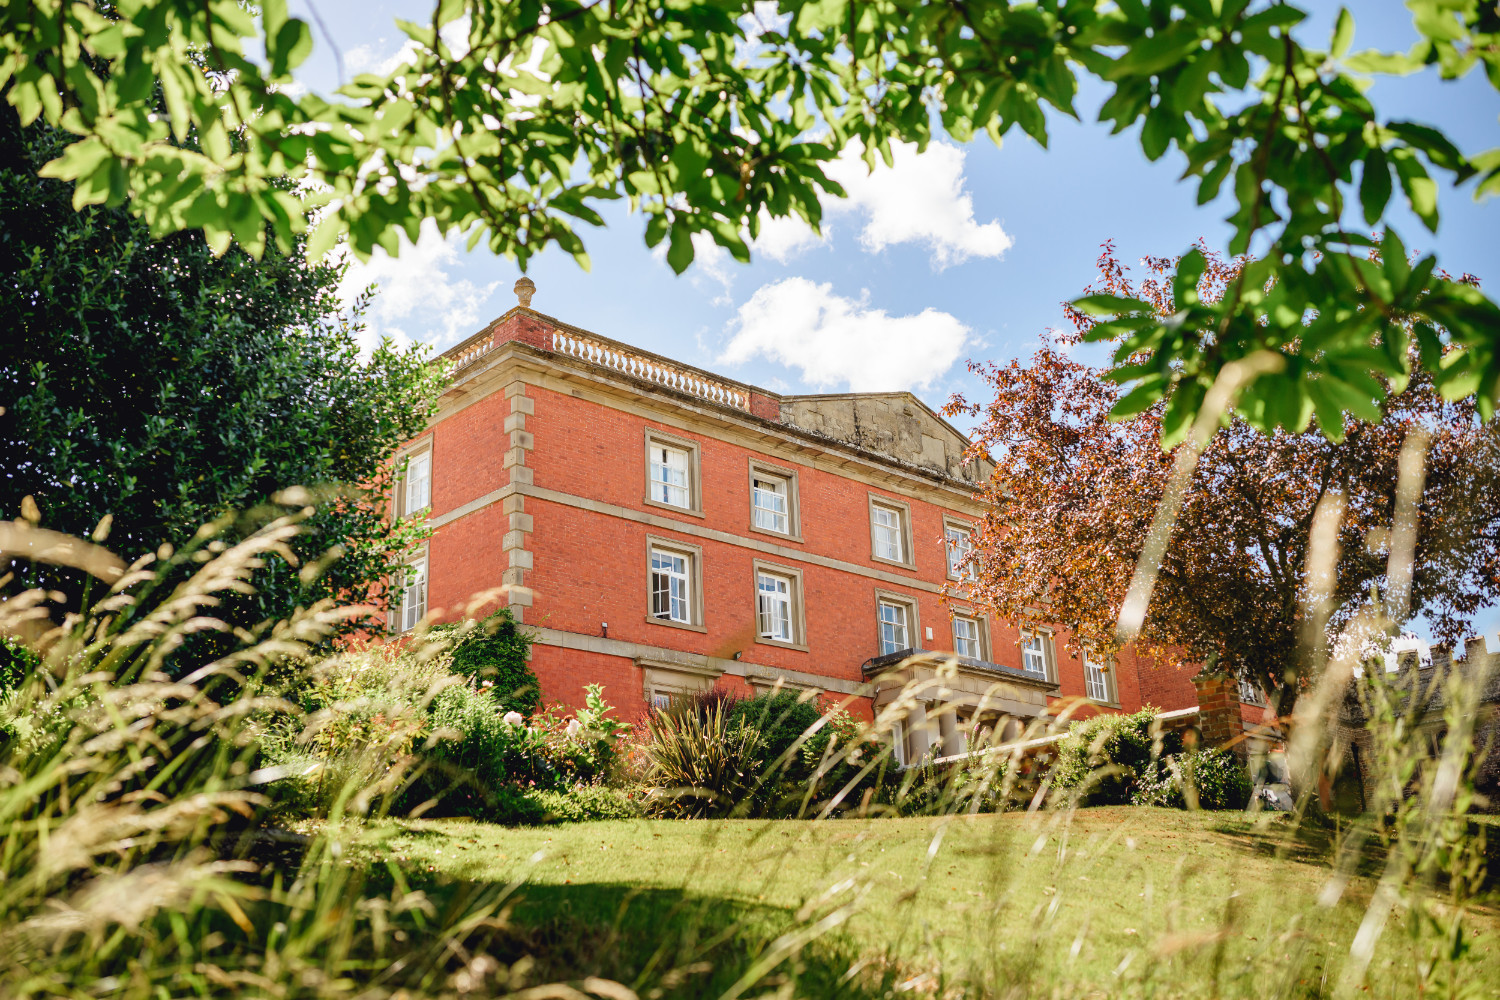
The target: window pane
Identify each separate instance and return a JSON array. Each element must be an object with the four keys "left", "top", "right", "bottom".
[
  {"left": 752, "top": 476, "right": 788, "bottom": 533},
  {"left": 406, "top": 453, "right": 432, "bottom": 514},
  {"left": 878, "top": 601, "right": 909, "bottom": 654},
  {"left": 650, "top": 446, "right": 691, "bottom": 508},
  {"left": 402, "top": 559, "right": 427, "bottom": 631},
  {"left": 953, "top": 617, "right": 980, "bottom": 659},
  {"left": 945, "top": 527, "right": 974, "bottom": 580},
  {"left": 1084, "top": 651, "right": 1110, "bottom": 702},
  {"left": 873, "top": 506, "right": 902, "bottom": 561},
  {"left": 757, "top": 572, "right": 793, "bottom": 641},
  {"left": 1022, "top": 635, "right": 1049, "bottom": 678},
  {"left": 651, "top": 549, "right": 691, "bottom": 622}
]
